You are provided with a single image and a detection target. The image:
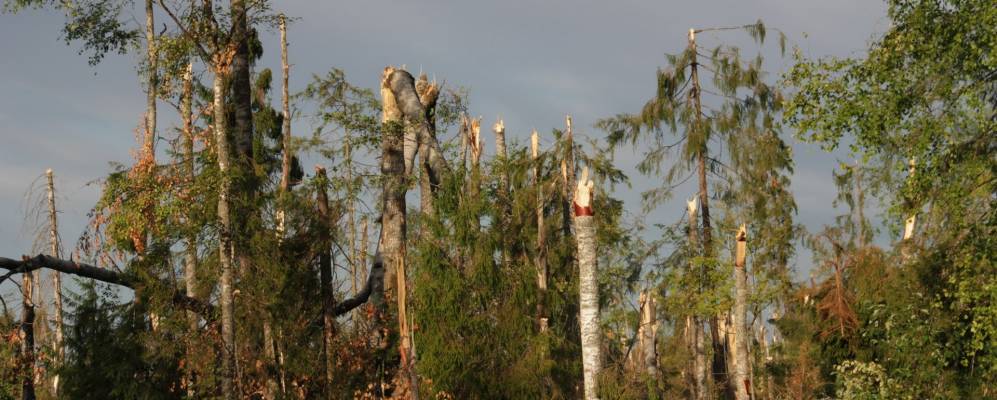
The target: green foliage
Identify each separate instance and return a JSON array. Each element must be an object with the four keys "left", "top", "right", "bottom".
[{"left": 59, "top": 280, "right": 183, "bottom": 399}]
